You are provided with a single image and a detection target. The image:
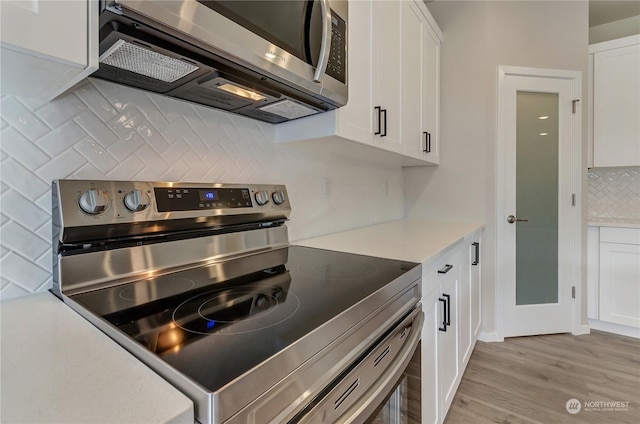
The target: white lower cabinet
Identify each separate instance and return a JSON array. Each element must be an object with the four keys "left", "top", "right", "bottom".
[
  {"left": 599, "top": 228, "right": 640, "bottom": 328},
  {"left": 422, "top": 230, "right": 482, "bottom": 423},
  {"left": 587, "top": 226, "right": 640, "bottom": 337}
]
